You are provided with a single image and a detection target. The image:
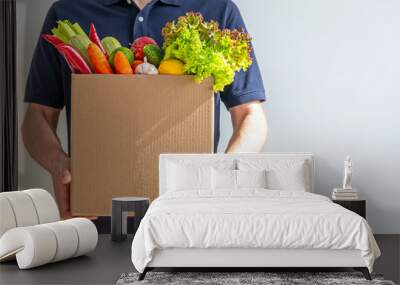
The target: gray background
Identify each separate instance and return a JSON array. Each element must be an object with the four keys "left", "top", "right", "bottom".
[{"left": 16, "top": 0, "right": 400, "bottom": 234}]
